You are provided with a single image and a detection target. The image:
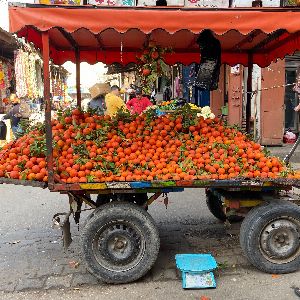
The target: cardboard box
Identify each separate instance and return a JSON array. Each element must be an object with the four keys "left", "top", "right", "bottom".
[{"left": 89, "top": 83, "right": 111, "bottom": 99}]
